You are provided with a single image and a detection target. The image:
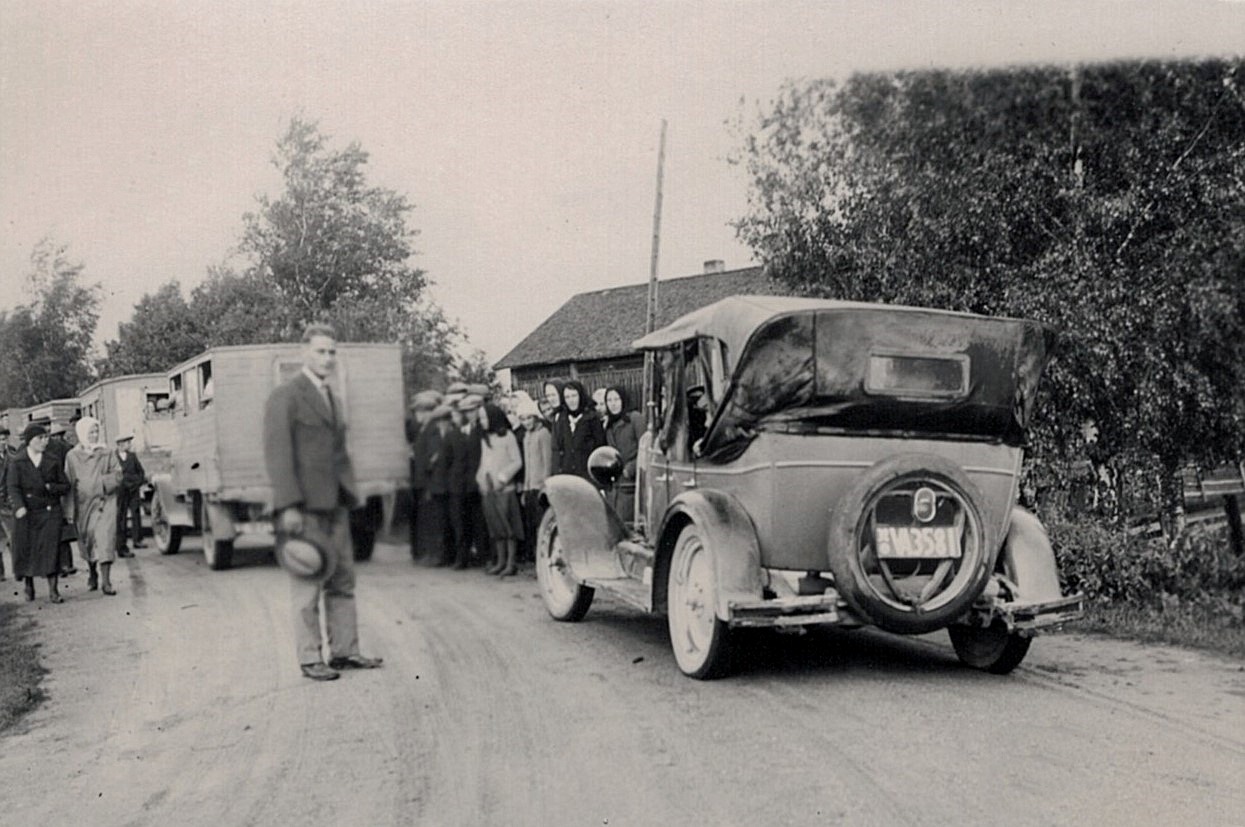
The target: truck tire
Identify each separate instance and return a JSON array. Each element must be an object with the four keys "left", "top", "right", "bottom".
[
  {"left": 201, "top": 501, "right": 233, "bottom": 571},
  {"left": 350, "top": 497, "right": 383, "bottom": 562},
  {"left": 151, "top": 495, "right": 182, "bottom": 555},
  {"left": 827, "top": 454, "right": 999, "bottom": 635},
  {"left": 948, "top": 622, "right": 1032, "bottom": 674}
]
